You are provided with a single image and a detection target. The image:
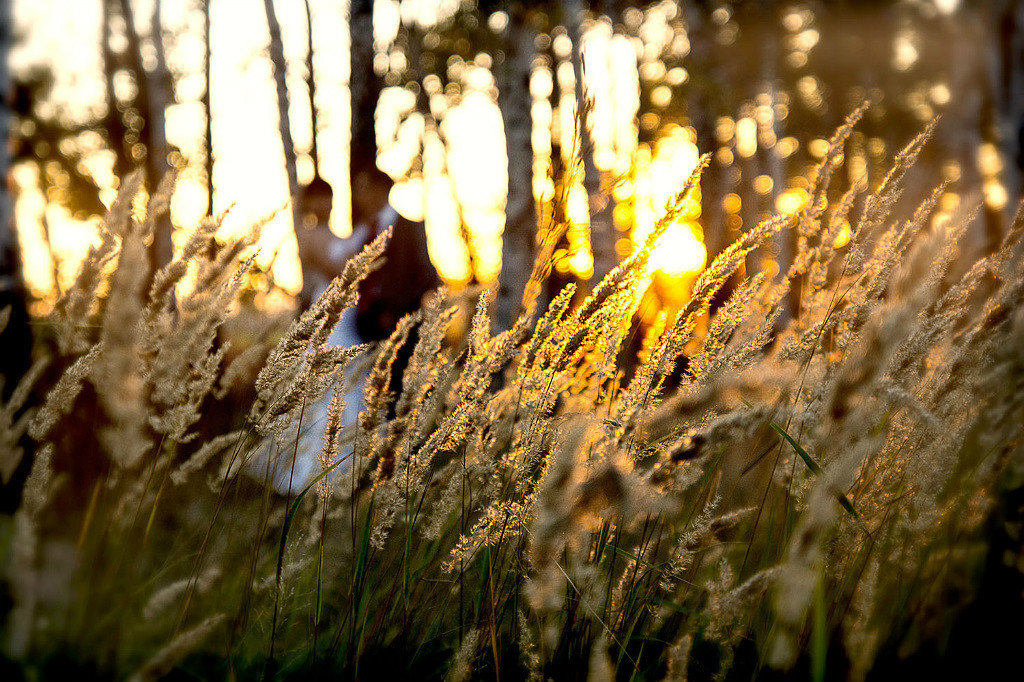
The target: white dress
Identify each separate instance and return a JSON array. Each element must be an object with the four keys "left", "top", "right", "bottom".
[{"left": 267, "top": 208, "right": 399, "bottom": 493}]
